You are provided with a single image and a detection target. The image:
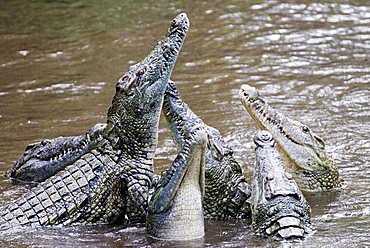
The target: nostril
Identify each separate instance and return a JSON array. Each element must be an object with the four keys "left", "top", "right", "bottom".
[
  {"left": 254, "top": 131, "right": 275, "bottom": 148},
  {"left": 259, "top": 131, "right": 272, "bottom": 142},
  {"left": 172, "top": 13, "right": 188, "bottom": 28},
  {"left": 179, "top": 13, "right": 187, "bottom": 20}
]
